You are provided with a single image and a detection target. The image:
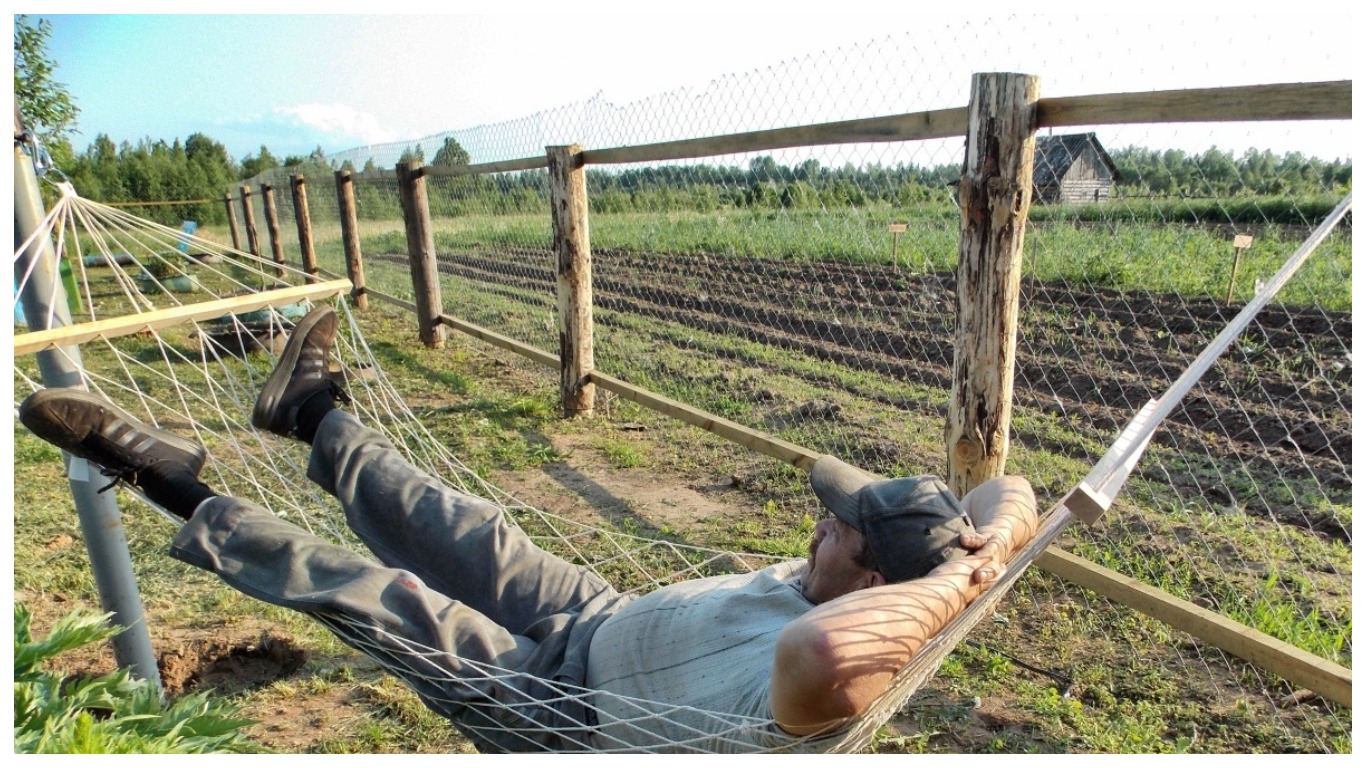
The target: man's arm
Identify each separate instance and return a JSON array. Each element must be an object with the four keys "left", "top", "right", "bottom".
[
  {"left": 960, "top": 475, "right": 1039, "bottom": 584},
  {"left": 769, "top": 476, "right": 1038, "bottom": 735},
  {"left": 769, "top": 555, "right": 988, "bottom": 735}
]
